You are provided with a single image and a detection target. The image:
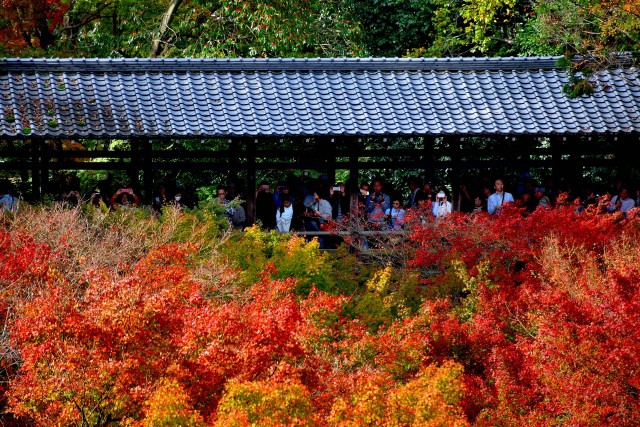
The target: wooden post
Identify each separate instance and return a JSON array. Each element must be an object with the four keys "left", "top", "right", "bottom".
[
  {"left": 31, "top": 139, "right": 41, "bottom": 199},
  {"left": 616, "top": 134, "right": 633, "bottom": 185},
  {"left": 326, "top": 137, "right": 336, "bottom": 184},
  {"left": 423, "top": 136, "right": 435, "bottom": 186},
  {"left": 228, "top": 139, "right": 239, "bottom": 188},
  {"left": 449, "top": 136, "right": 462, "bottom": 210},
  {"left": 246, "top": 139, "right": 256, "bottom": 225},
  {"left": 142, "top": 139, "right": 153, "bottom": 204},
  {"left": 550, "top": 135, "right": 563, "bottom": 189},
  {"left": 128, "top": 138, "right": 142, "bottom": 195},
  {"left": 565, "top": 135, "right": 582, "bottom": 190},
  {"left": 348, "top": 137, "right": 360, "bottom": 218},
  {"left": 40, "top": 140, "right": 49, "bottom": 197}
]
